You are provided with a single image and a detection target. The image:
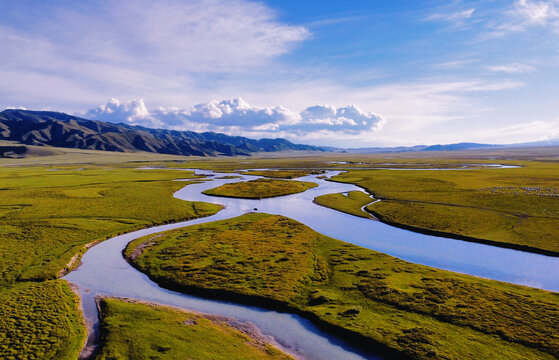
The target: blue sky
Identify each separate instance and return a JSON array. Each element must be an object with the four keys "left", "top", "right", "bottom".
[{"left": 1, "top": 0, "right": 559, "bottom": 147}]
